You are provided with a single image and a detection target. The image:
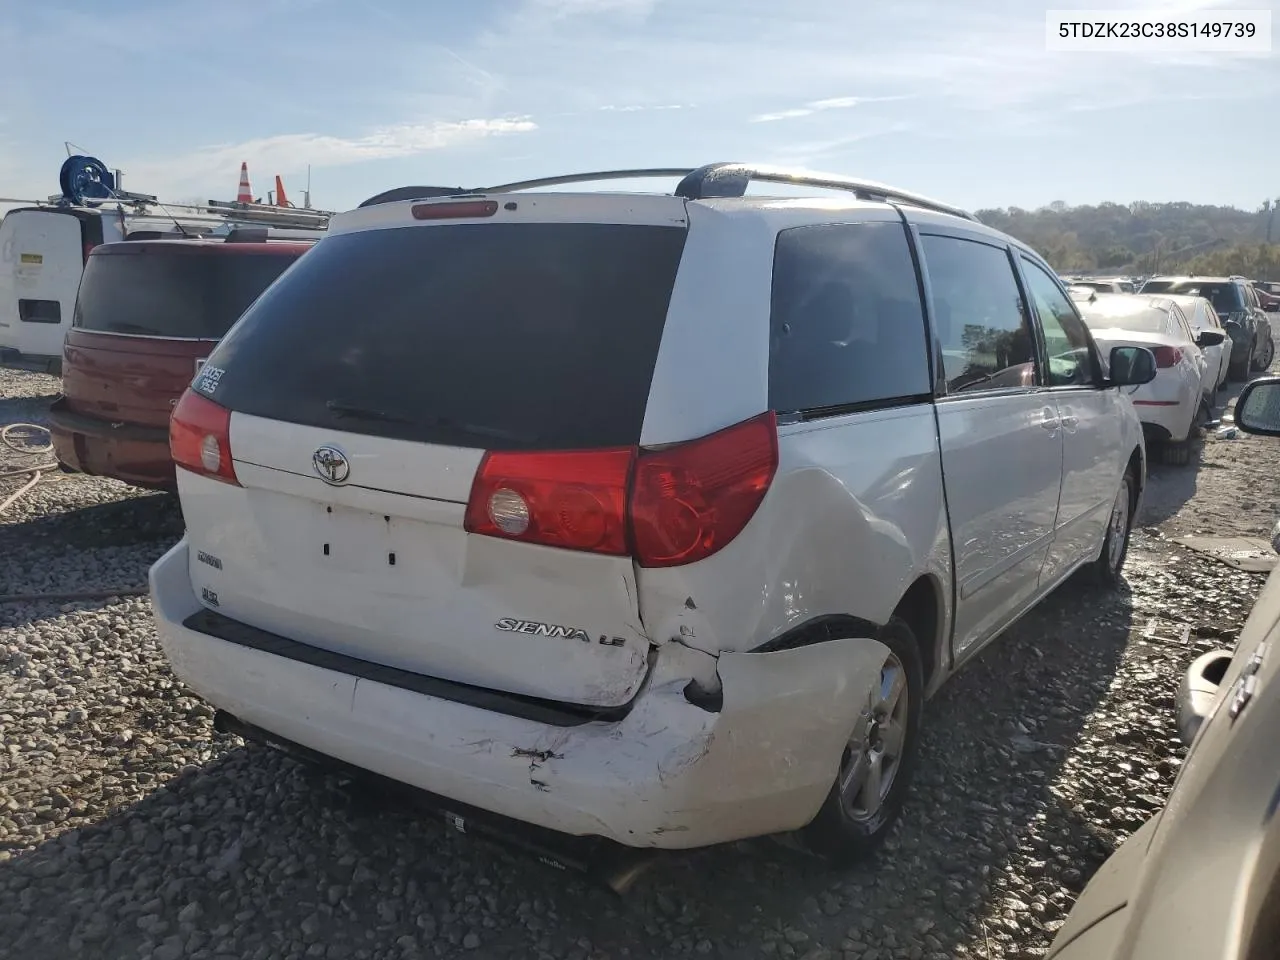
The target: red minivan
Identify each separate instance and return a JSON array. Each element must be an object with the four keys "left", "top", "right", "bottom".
[{"left": 49, "top": 236, "right": 314, "bottom": 489}]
